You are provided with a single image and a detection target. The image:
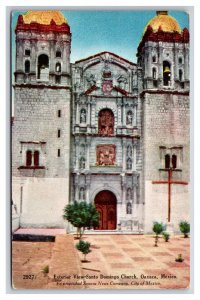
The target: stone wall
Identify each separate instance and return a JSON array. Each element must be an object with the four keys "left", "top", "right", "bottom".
[{"left": 142, "top": 92, "right": 190, "bottom": 232}]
